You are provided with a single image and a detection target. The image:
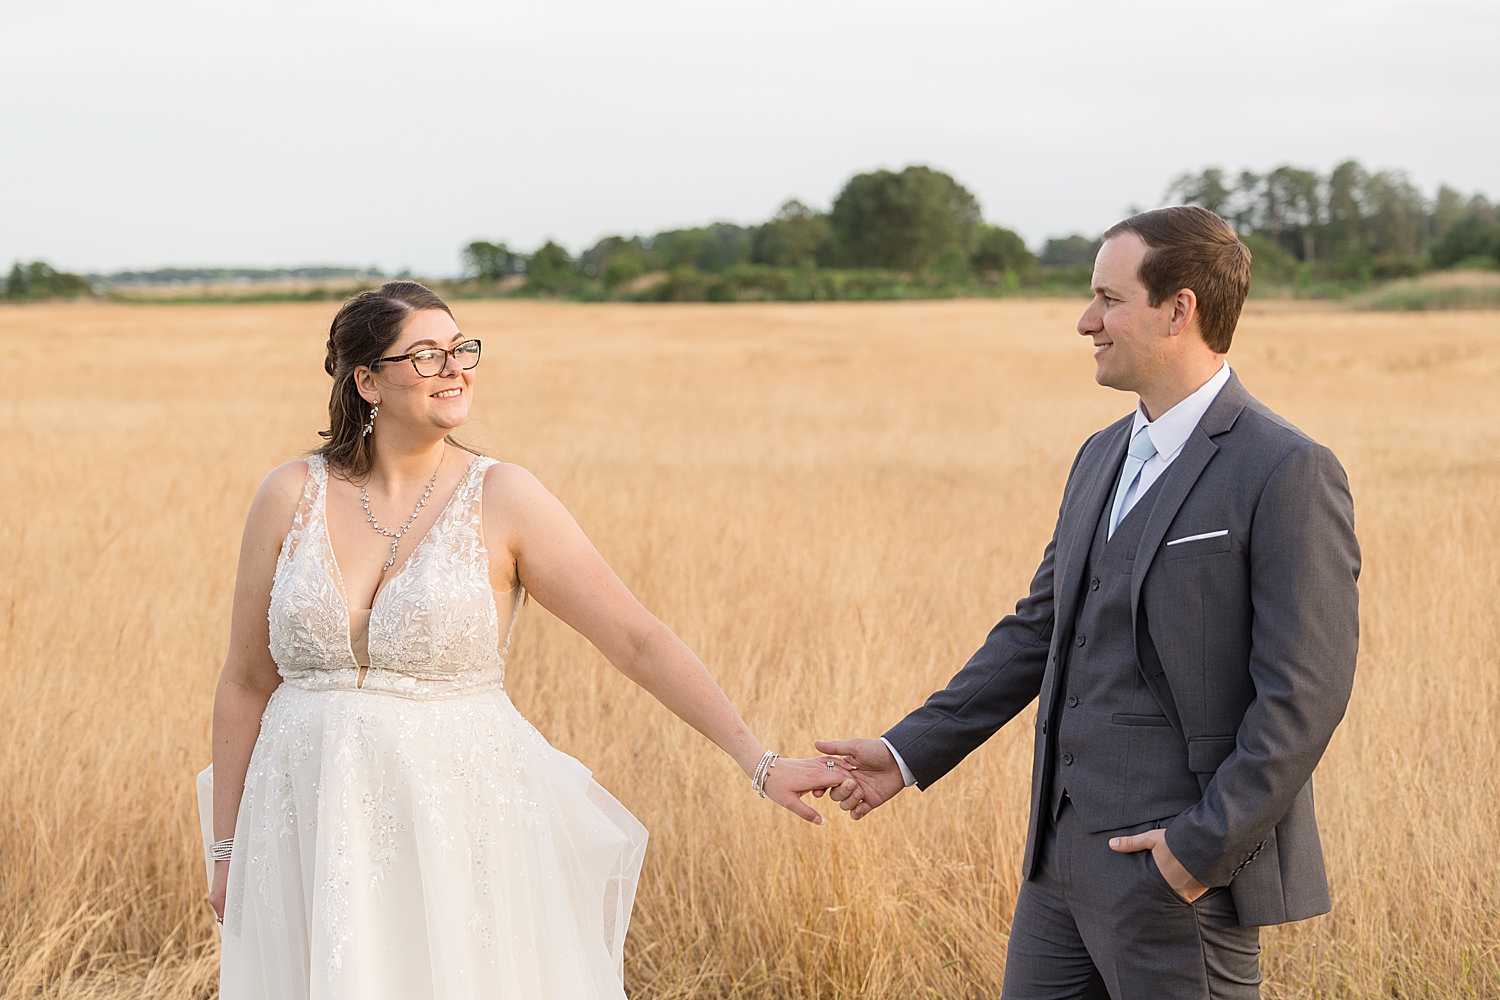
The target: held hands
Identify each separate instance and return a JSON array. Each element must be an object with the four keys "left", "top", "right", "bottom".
[
  {"left": 761, "top": 755, "right": 858, "bottom": 824},
  {"left": 813, "top": 738, "right": 906, "bottom": 820},
  {"left": 1109, "top": 828, "right": 1209, "bottom": 902}
]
